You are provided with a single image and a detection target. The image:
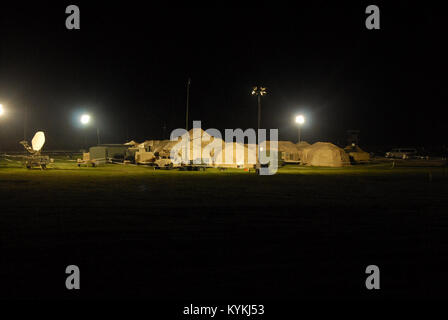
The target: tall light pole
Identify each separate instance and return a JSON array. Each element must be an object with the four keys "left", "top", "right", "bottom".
[
  {"left": 80, "top": 113, "right": 101, "bottom": 148},
  {"left": 251, "top": 86, "right": 267, "bottom": 171},
  {"left": 96, "top": 127, "right": 101, "bottom": 145},
  {"left": 185, "top": 77, "right": 191, "bottom": 131},
  {"left": 0, "top": 104, "right": 29, "bottom": 141},
  {"left": 80, "top": 114, "right": 91, "bottom": 150},
  {"left": 0, "top": 104, "right": 4, "bottom": 153},
  {"left": 295, "top": 114, "right": 305, "bottom": 143},
  {"left": 23, "top": 105, "right": 27, "bottom": 141}
]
